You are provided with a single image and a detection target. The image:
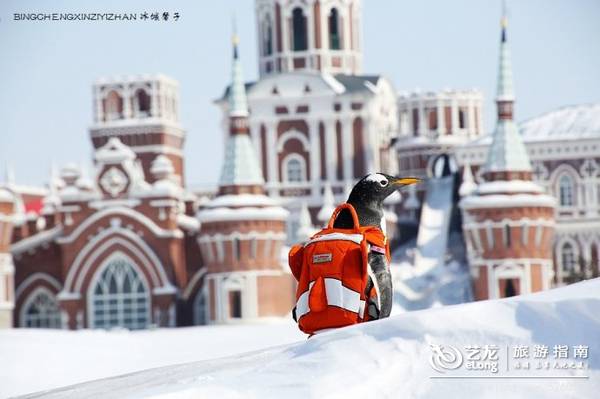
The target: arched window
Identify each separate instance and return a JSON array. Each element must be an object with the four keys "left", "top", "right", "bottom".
[
  {"left": 21, "top": 288, "right": 61, "bottom": 328},
  {"left": 328, "top": 8, "right": 341, "bottom": 49},
  {"left": 292, "top": 7, "right": 307, "bottom": 51},
  {"left": 284, "top": 155, "right": 305, "bottom": 182},
  {"left": 134, "top": 89, "right": 151, "bottom": 117},
  {"left": 105, "top": 90, "right": 123, "bottom": 120},
  {"left": 193, "top": 289, "right": 206, "bottom": 325},
  {"left": 89, "top": 257, "right": 150, "bottom": 330},
  {"left": 561, "top": 242, "right": 577, "bottom": 272},
  {"left": 559, "top": 175, "right": 574, "bottom": 206},
  {"left": 263, "top": 16, "right": 273, "bottom": 55}
]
